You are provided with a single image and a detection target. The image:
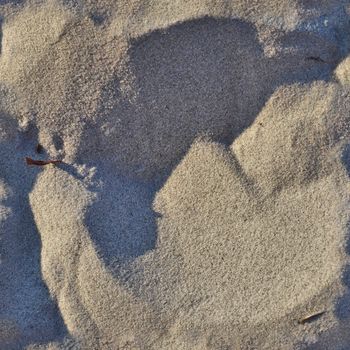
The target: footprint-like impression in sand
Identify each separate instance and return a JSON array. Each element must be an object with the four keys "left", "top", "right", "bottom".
[
  {"left": 81, "top": 16, "right": 343, "bottom": 273},
  {"left": 27, "top": 15, "right": 350, "bottom": 349}
]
